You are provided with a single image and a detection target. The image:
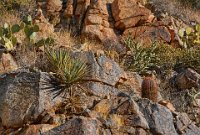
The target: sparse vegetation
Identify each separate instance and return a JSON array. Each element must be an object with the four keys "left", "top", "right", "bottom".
[
  {"left": 0, "top": 0, "right": 34, "bottom": 12},
  {"left": 123, "top": 36, "right": 158, "bottom": 74},
  {"left": 178, "top": 0, "right": 200, "bottom": 10},
  {"left": 123, "top": 36, "right": 200, "bottom": 75}
]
